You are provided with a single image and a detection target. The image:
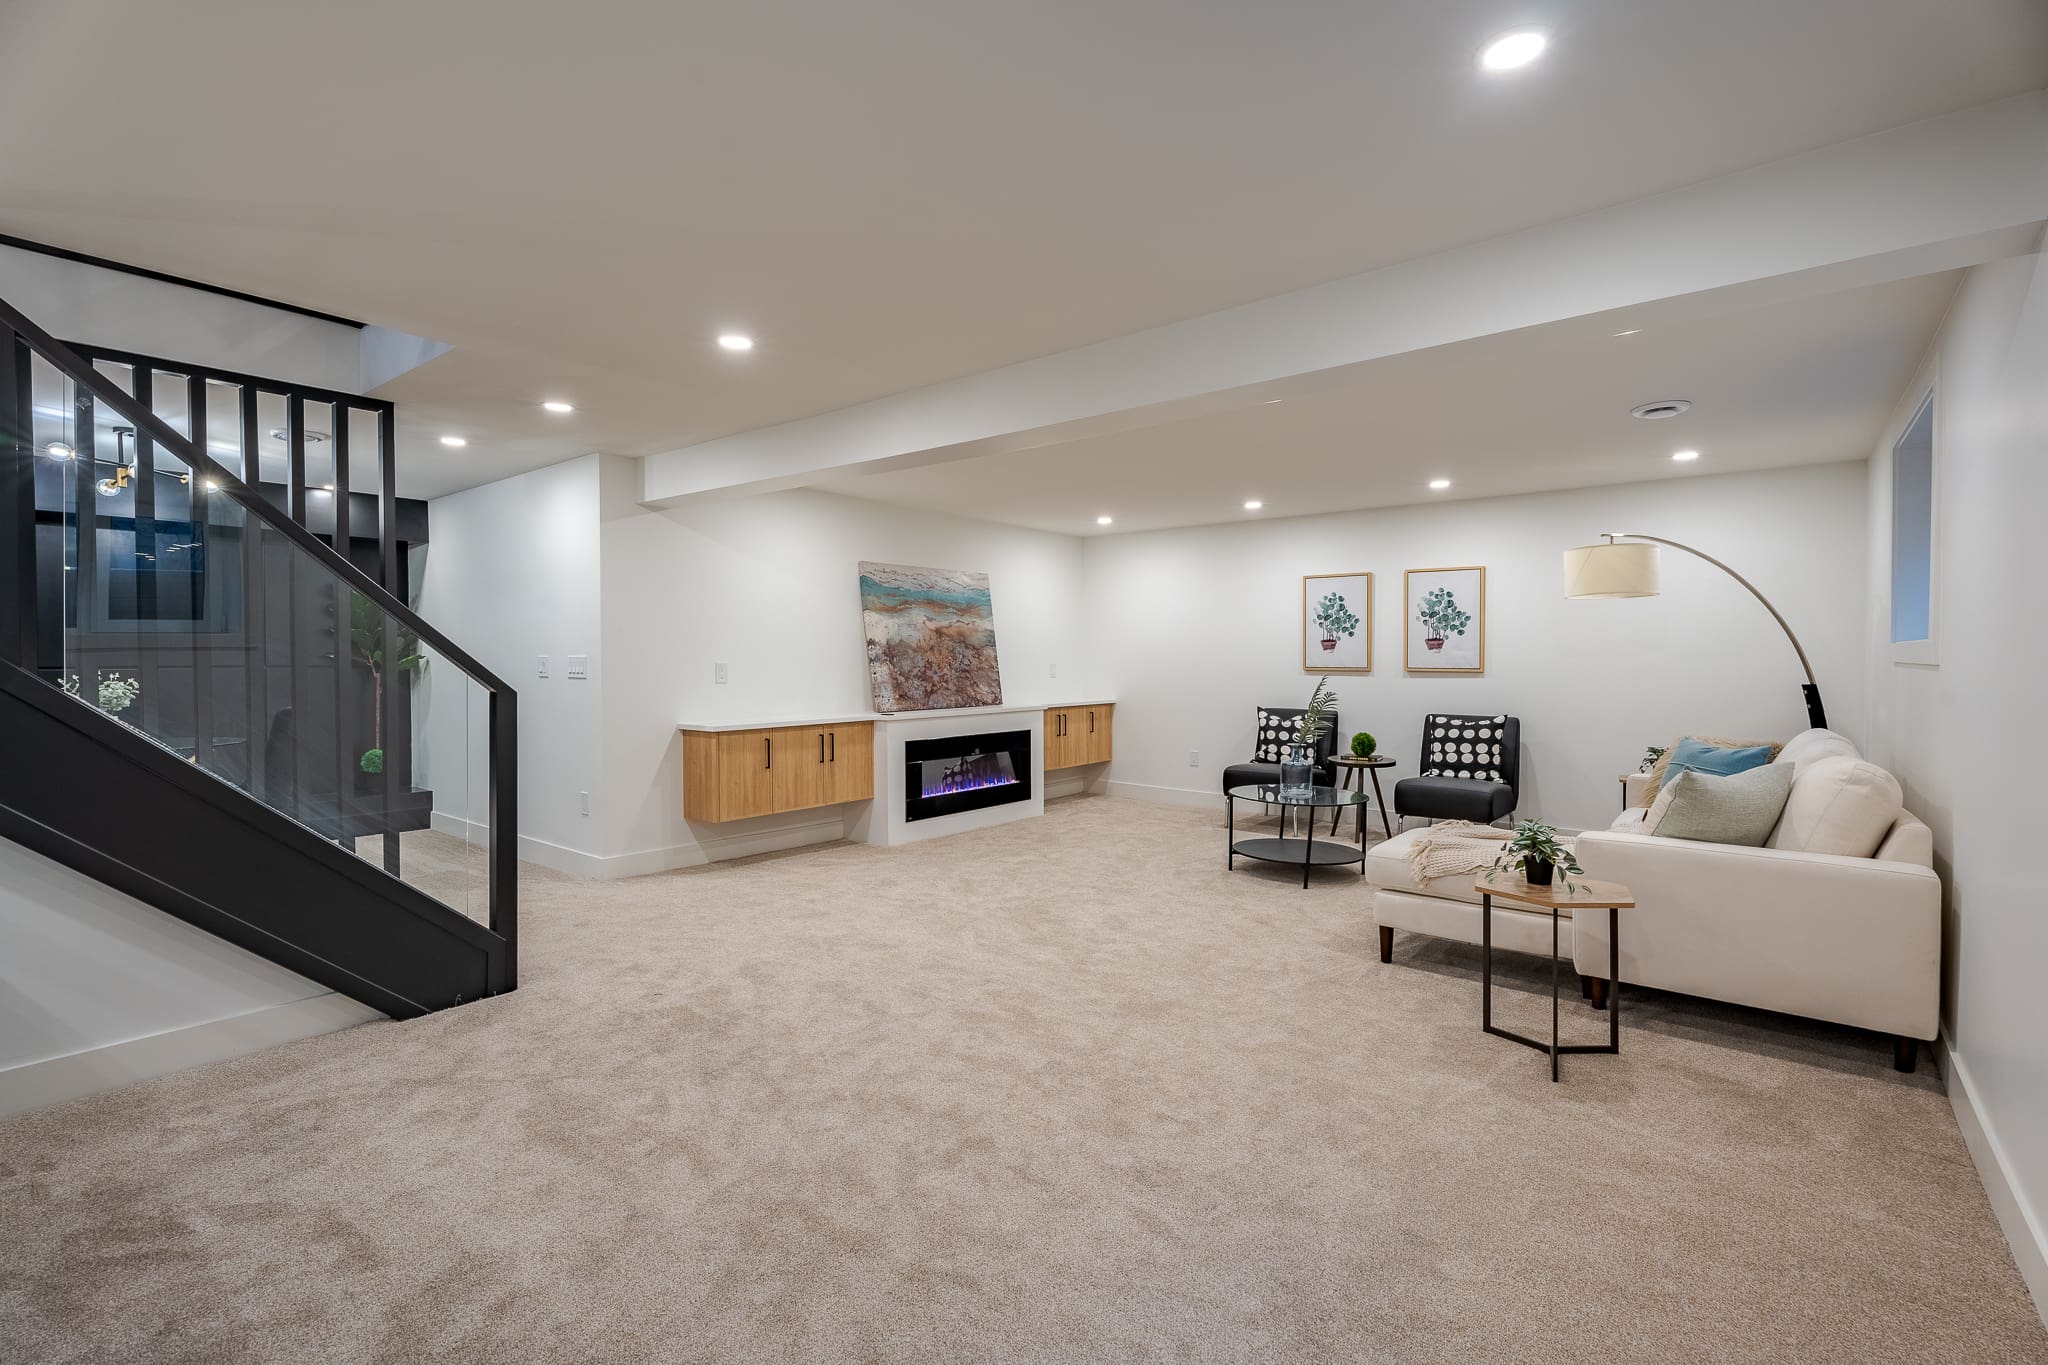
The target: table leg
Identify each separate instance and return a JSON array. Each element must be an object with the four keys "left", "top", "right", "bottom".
[
  {"left": 1357, "top": 793, "right": 1366, "bottom": 874},
  {"left": 1550, "top": 908, "right": 1561, "bottom": 1083},
  {"left": 1481, "top": 893, "right": 1493, "bottom": 1032},
  {"left": 1369, "top": 768, "right": 1392, "bottom": 841},
  {"left": 1609, "top": 905, "right": 1620, "bottom": 1053},
  {"left": 1329, "top": 769, "right": 1346, "bottom": 836},
  {"left": 1226, "top": 794, "right": 1235, "bottom": 869},
  {"left": 1302, "top": 807, "right": 1315, "bottom": 888}
]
